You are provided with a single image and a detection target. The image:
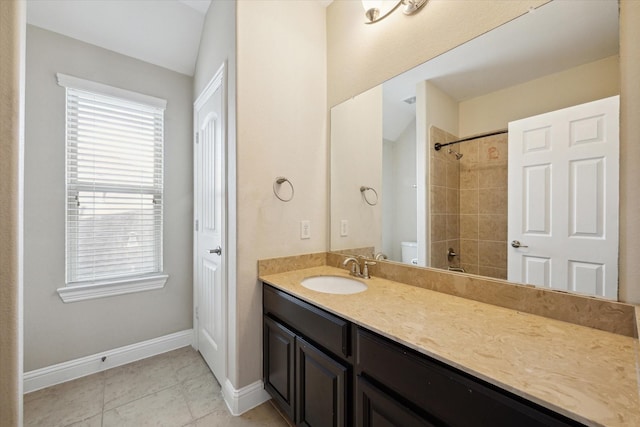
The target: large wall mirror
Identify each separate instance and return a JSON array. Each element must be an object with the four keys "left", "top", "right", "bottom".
[{"left": 330, "top": 0, "right": 620, "bottom": 300}]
